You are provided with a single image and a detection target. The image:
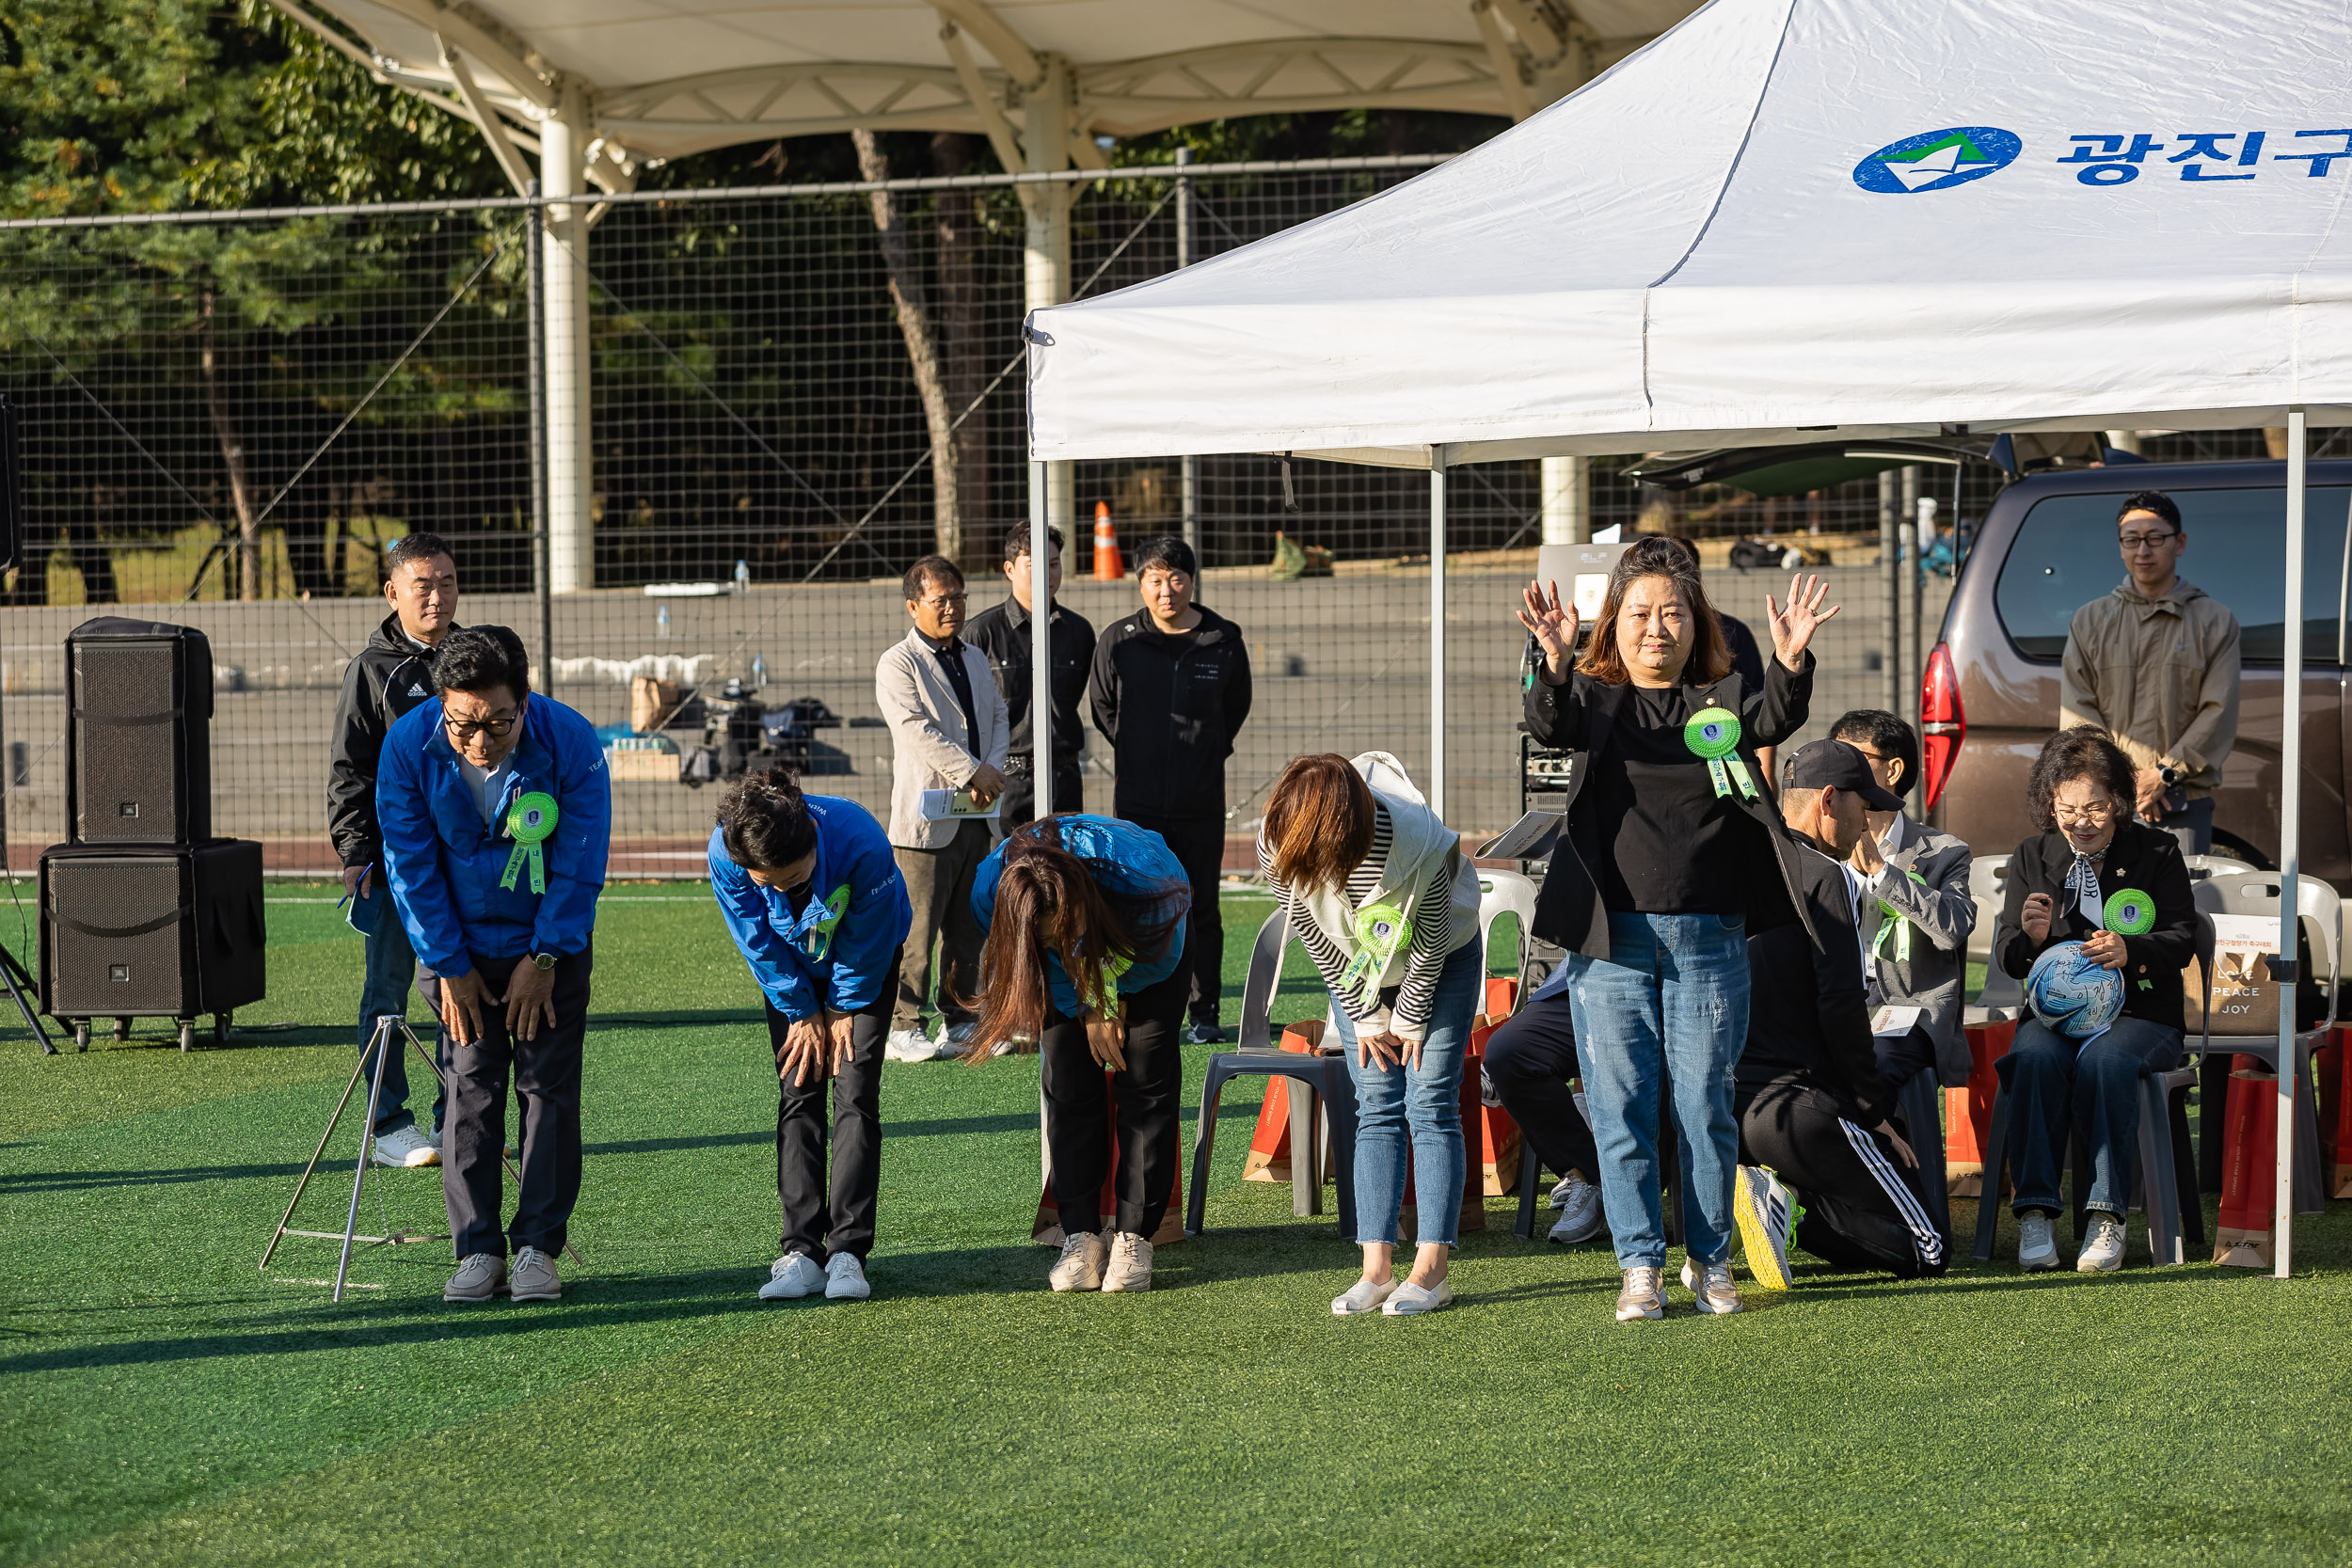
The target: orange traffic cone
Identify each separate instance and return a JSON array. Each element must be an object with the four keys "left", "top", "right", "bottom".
[{"left": 1093, "top": 501, "right": 1124, "bottom": 579}]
